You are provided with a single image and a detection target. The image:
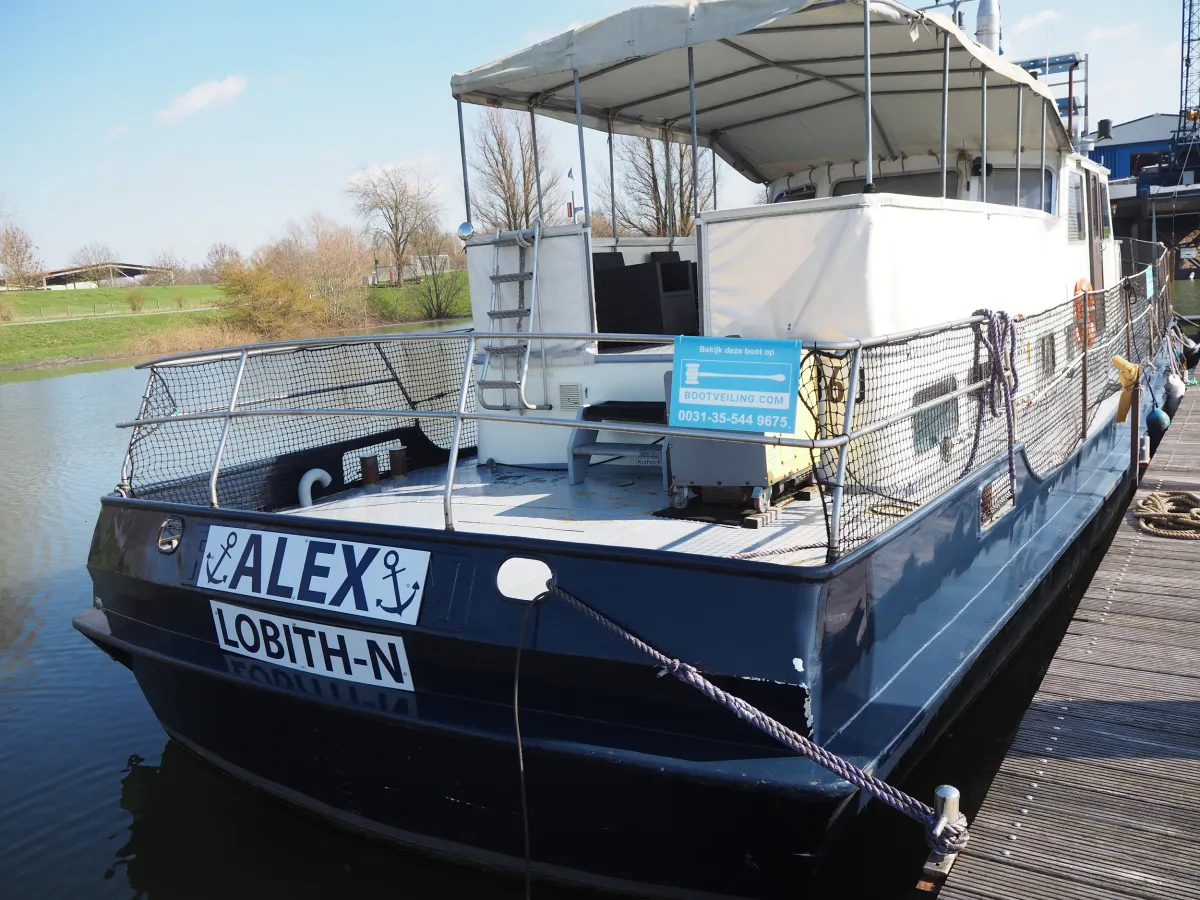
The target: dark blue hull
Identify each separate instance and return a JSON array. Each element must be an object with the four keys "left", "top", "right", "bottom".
[{"left": 76, "top": 375, "right": 1161, "bottom": 897}]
